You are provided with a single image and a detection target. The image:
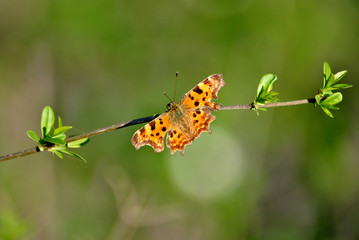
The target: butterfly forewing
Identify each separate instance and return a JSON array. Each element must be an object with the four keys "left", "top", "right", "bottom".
[{"left": 179, "top": 74, "right": 225, "bottom": 110}]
